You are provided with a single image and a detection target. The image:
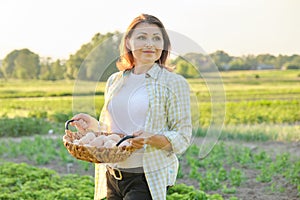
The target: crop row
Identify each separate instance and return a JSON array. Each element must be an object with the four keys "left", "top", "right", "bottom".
[
  {"left": 0, "top": 136, "right": 299, "bottom": 198},
  {"left": 1, "top": 97, "right": 299, "bottom": 126},
  {"left": 1, "top": 116, "right": 299, "bottom": 143},
  {"left": 0, "top": 162, "right": 223, "bottom": 200},
  {"left": 180, "top": 142, "right": 300, "bottom": 197}
]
